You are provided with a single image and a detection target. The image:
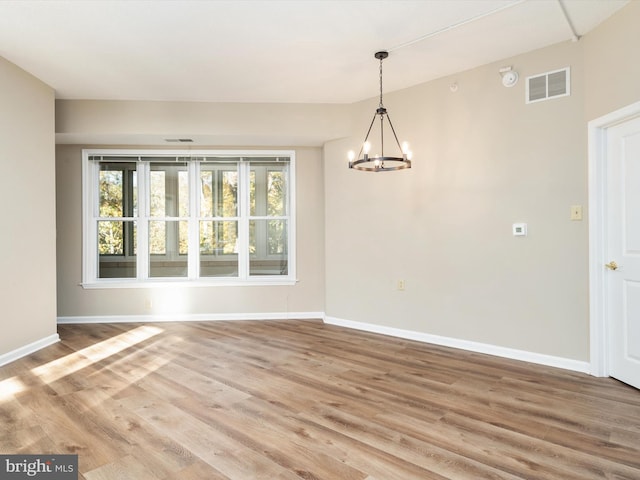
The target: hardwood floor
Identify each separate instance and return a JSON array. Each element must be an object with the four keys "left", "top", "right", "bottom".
[{"left": 1, "top": 319, "right": 640, "bottom": 479}]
